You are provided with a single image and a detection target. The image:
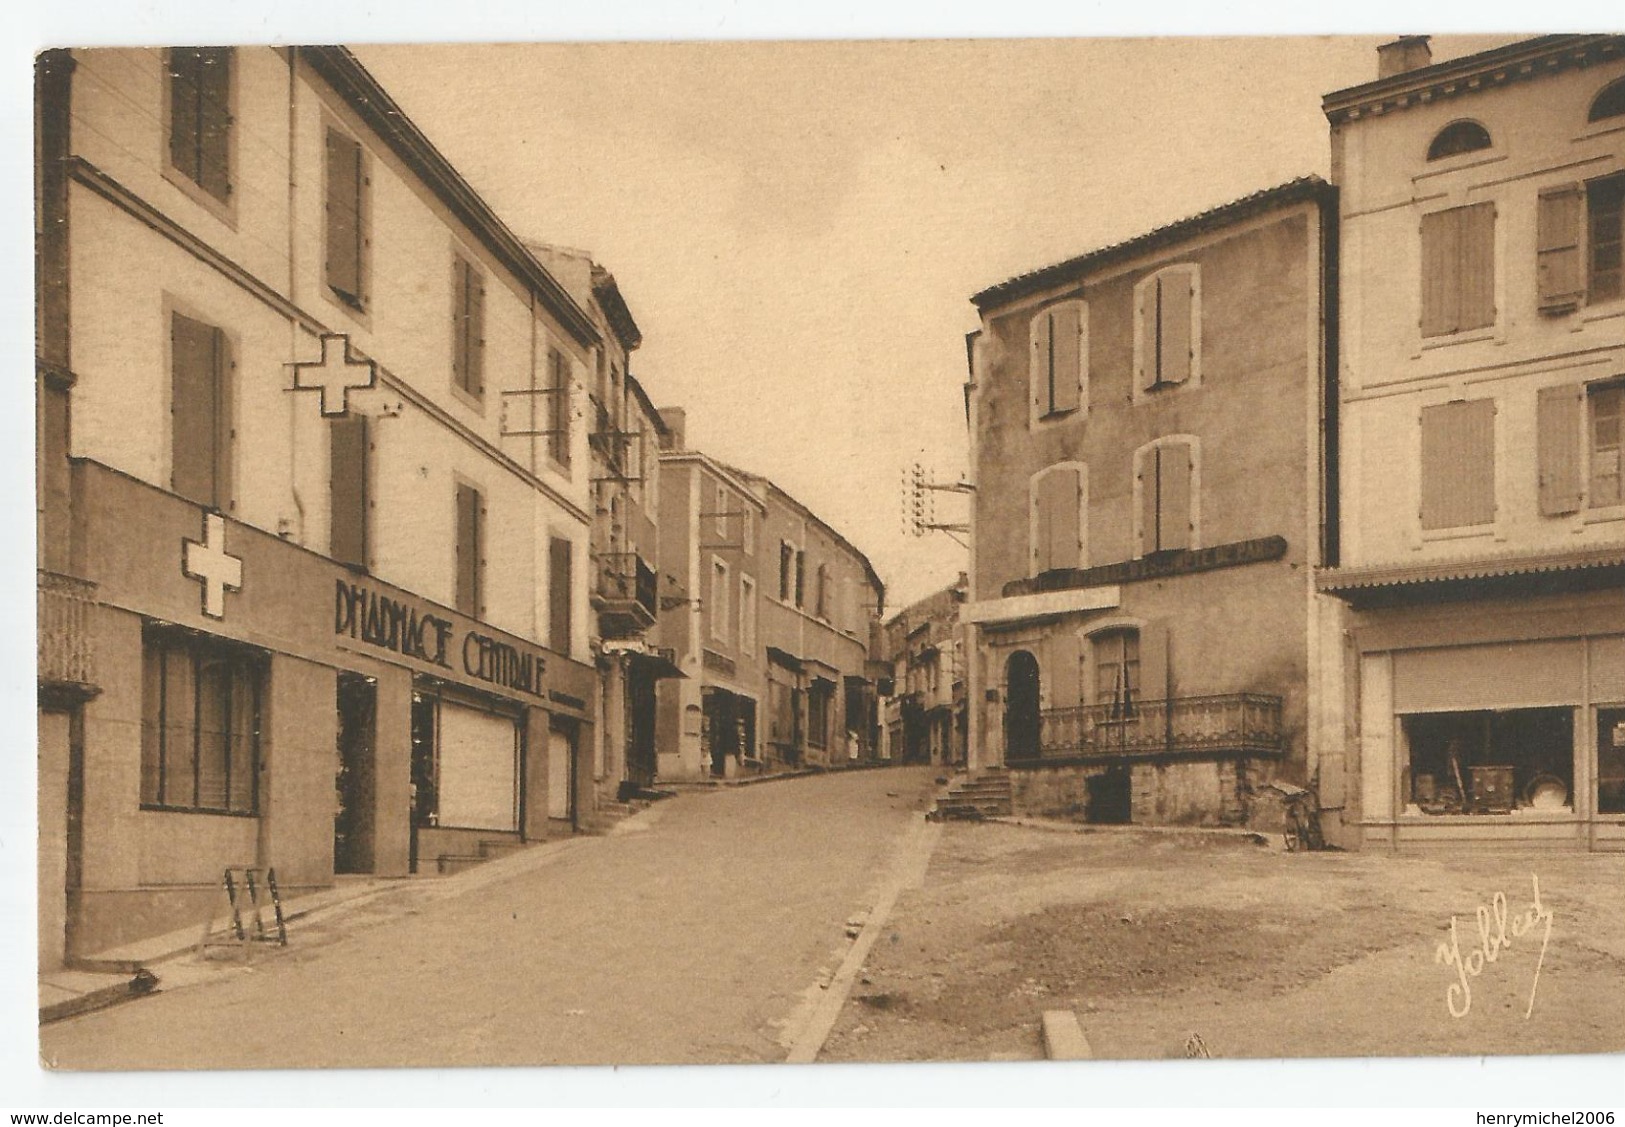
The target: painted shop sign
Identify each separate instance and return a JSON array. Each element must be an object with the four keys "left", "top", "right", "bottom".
[
  {"left": 1003, "top": 536, "right": 1289, "bottom": 598},
  {"left": 333, "top": 580, "right": 548, "bottom": 699}
]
